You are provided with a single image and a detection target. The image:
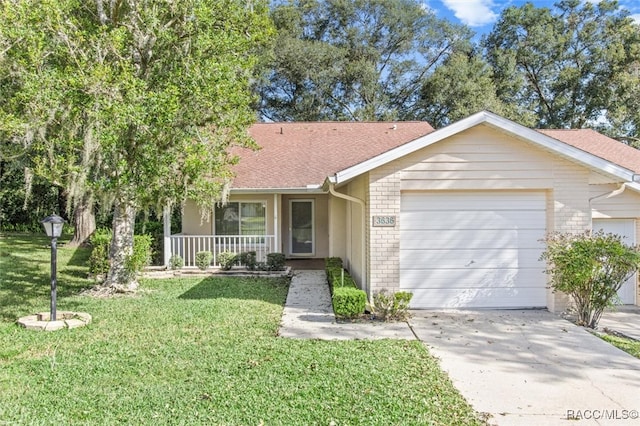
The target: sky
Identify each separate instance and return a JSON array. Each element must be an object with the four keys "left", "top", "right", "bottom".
[{"left": 424, "top": 0, "right": 640, "bottom": 38}]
